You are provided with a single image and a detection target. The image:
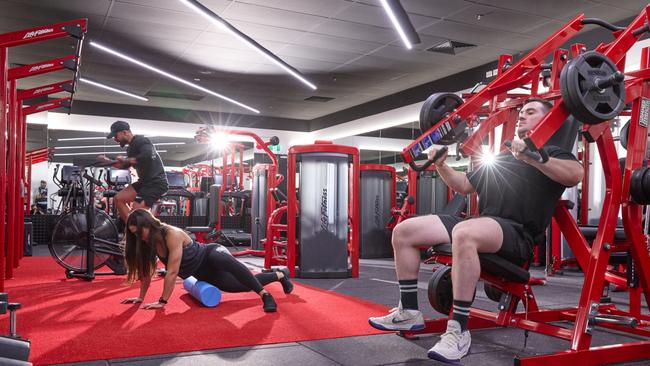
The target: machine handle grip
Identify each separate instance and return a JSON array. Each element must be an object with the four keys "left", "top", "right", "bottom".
[
  {"left": 407, "top": 147, "right": 448, "bottom": 172},
  {"left": 83, "top": 173, "right": 103, "bottom": 187},
  {"left": 504, "top": 140, "right": 549, "bottom": 163}
]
